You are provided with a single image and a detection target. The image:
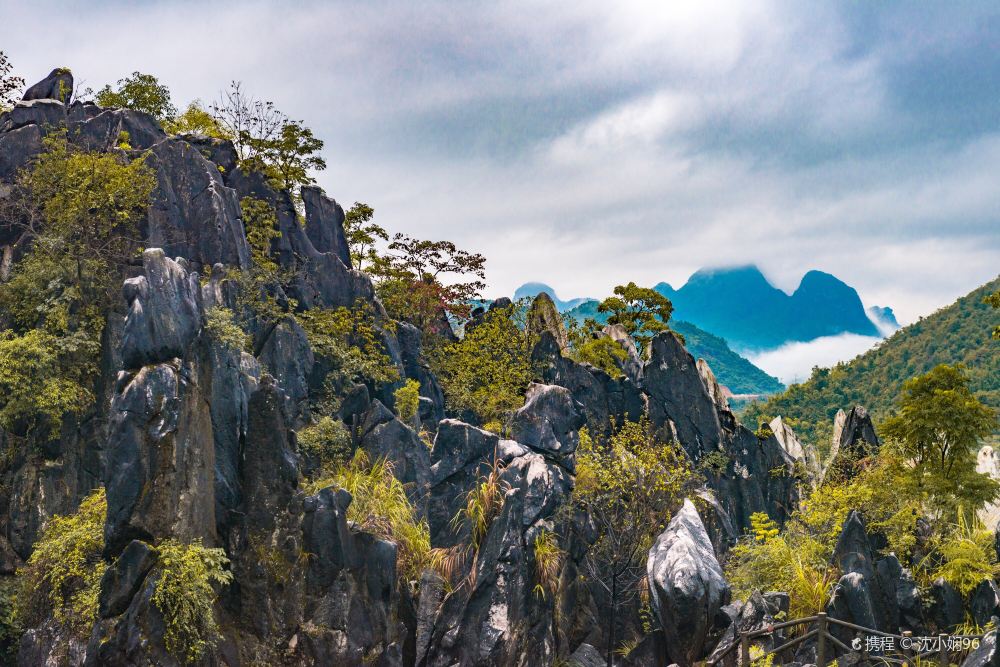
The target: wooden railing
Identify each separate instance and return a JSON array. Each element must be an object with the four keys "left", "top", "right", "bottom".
[{"left": 706, "top": 612, "right": 985, "bottom": 666}]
